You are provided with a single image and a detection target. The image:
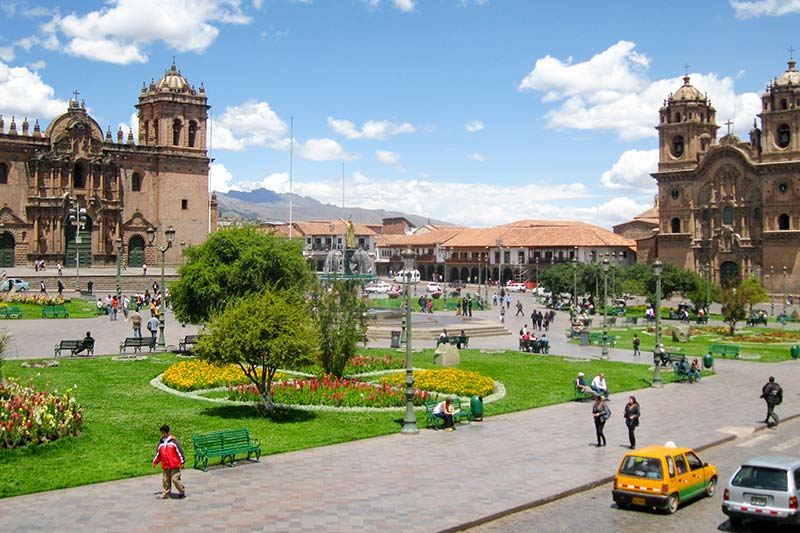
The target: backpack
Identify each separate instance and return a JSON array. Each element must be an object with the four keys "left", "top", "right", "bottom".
[
  {"left": 601, "top": 404, "right": 612, "bottom": 421},
  {"left": 769, "top": 384, "right": 783, "bottom": 405}
]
